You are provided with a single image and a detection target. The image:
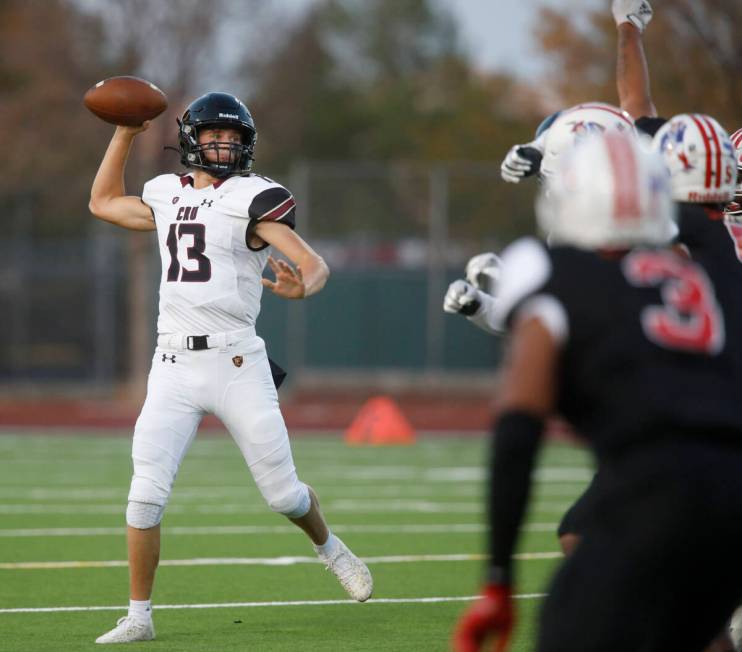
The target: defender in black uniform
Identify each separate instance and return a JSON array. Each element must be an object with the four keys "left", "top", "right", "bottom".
[
  {"left": 453, "top": 133, "right": 742, "bottom": 652},
  {"left": 557, "top": 154, "right": 741, "bottom": 550},
  {"left": 557, "top": 0, "right": 741, "bottom": 560}
]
